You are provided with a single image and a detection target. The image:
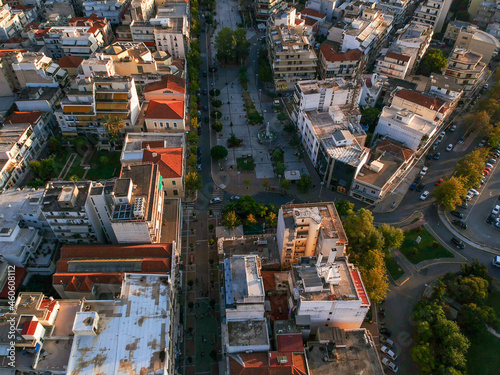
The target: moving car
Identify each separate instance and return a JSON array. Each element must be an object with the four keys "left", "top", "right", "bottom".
[
  {"left": 451, "top": 211, "right": 464, "bottom": 219},
  {"left": 493, "top": 256, "right": 500, "bottom": 268},
  {"left": 433, "top": 152, "right": 441, "bottom": 160},
  {"left": 446, "top": 144, "right": 453, "bottom": 151},
  {"left": 209, "top": 197, "right": 221, "bottom": 204},
  {"left": 381, "top": 346, "right": 397, "bottom": 360},
  {"left": 382, "top": 358, "right": 399, "bottom": 373},
  {"left": 420, "top": 191, "right": 430, "bottom": 200},
  {"left": 452, "top": 219, "right": 467, "bottom": 229},
  {"left": 435, "top": 178, "right": 444, "bottom": 186},
  {"left": 449, "top": 124, "right": 456, "bottom": 132},
  {"left": 451, "top": 238, "right": 466, "bottom": 249}
]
